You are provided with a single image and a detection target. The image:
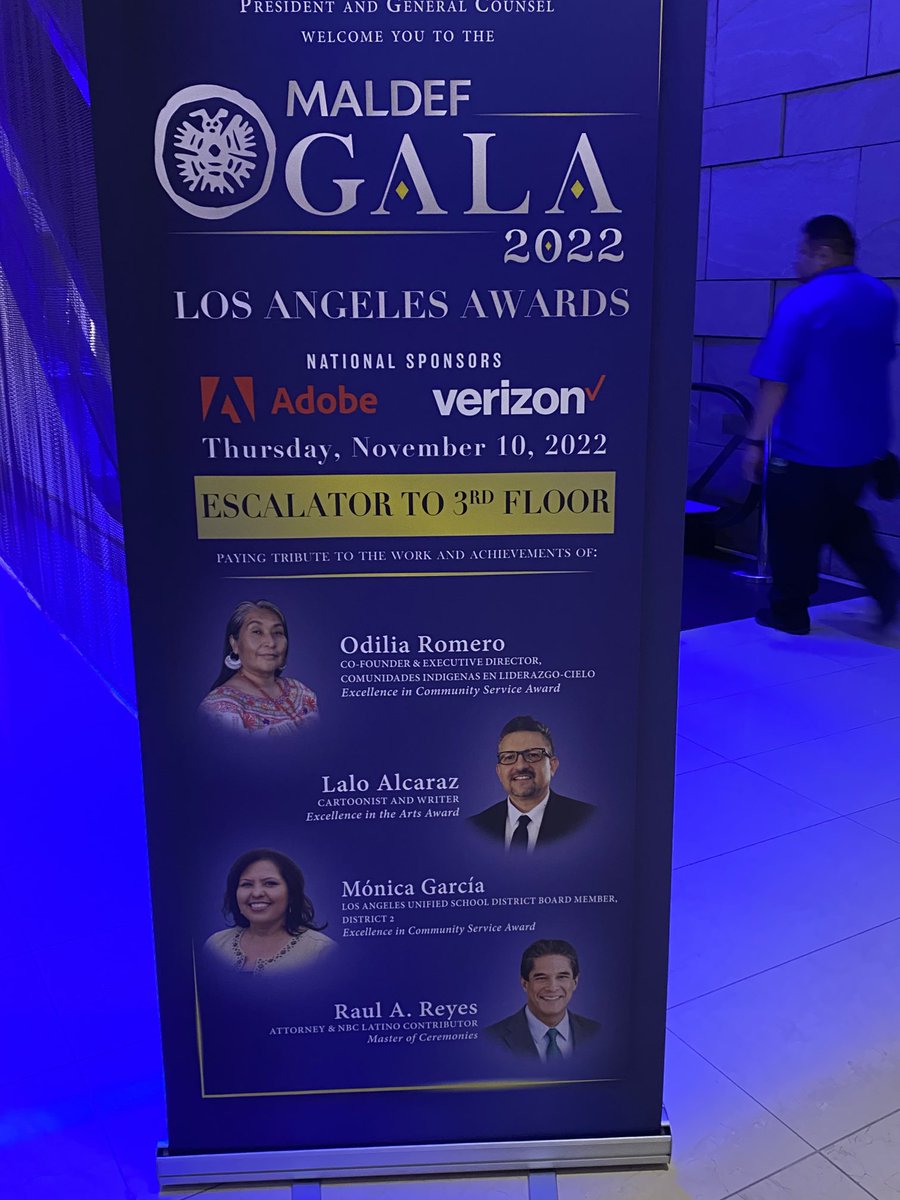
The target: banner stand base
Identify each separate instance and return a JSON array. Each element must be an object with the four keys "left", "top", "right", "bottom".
[
  {"left": 285, "top": 1171, "right": 567, "bottom": 1199},
  {"left": 282, "top": 1178, "right": 562, "bottom": 1200},
  {"left": 157, "top": 1122, "right": 672, "bottom": 1191}
]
